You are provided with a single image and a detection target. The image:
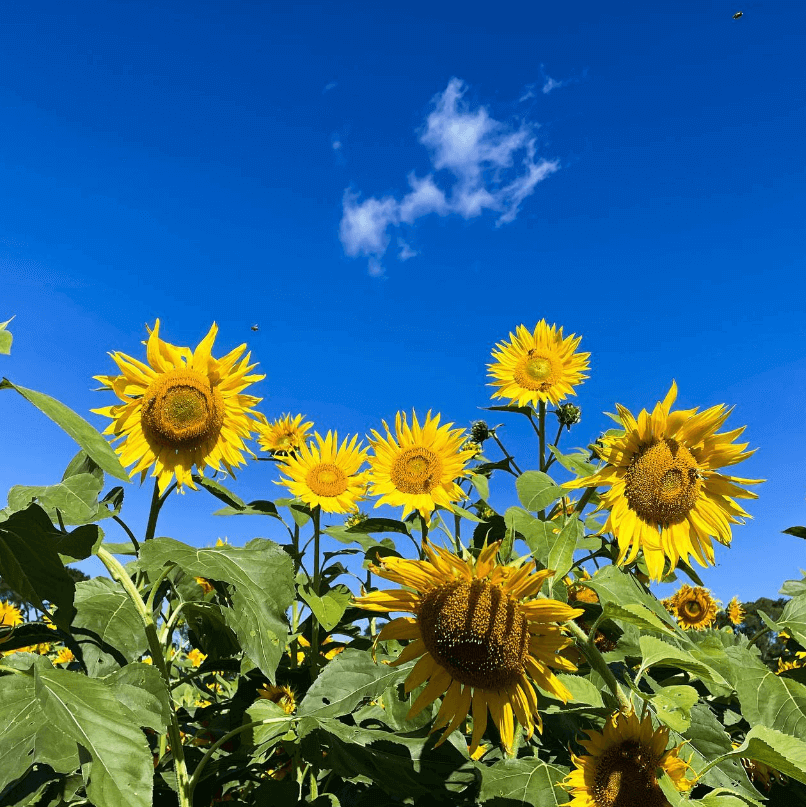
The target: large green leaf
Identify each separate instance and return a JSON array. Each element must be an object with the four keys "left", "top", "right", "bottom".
[
  {"left": 505, "top": 507, "right": 554, "bottom": 567},
  {"left": 515, "top": 471, "right": 564, "bottom": 513},
  {"left": 727, "top": 645, "right": 806, "bottom": 737},
  {"left": 601, "top": 601, "right": 676, "bottom": 636},
  {"left": 191, "top": 474, "right": 246, "bottom": 509},
  {"left": 729, "top": 725, "right": 806, "bottom": 785},
  {"left": 102, "top": 663, "right": 171, "bottom": 732},
  {"left": 8, "top": 474, "right": 104, "bottom": 526},
  {"left": 477, "top": 758, "right": 568, "bottom": 805},
  {"left": 0, "top": 504, "right": 79, "bottom": 629},
  {"left": 638, "top": 636, "right": 729, "bottom": 689},
  {"left": 548, "top": 445, "right": 597, "bottom": 478},
  {"left": 299, "top": 649, "right": 413, "bottom": 720},
  {"left": 760, "top": 592, "right": 806, "bottom": 648},
  {"left": 245, "top": 699, "right": 294, "bottom": 754},
  {"left": 298, "top": 583, "right": 352, "bottom": 632},
  {"left": 72, "top": 578, "right": 148, "bottom": 677},
  {"left": 139, "top": 536, "right": 294, "bottom": 682},
  {"left": 0, "top": 379, "right": 130, "bottom": 482},
  {"left": 652, "top": 685, "right": 699, "bottom": 732}
]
